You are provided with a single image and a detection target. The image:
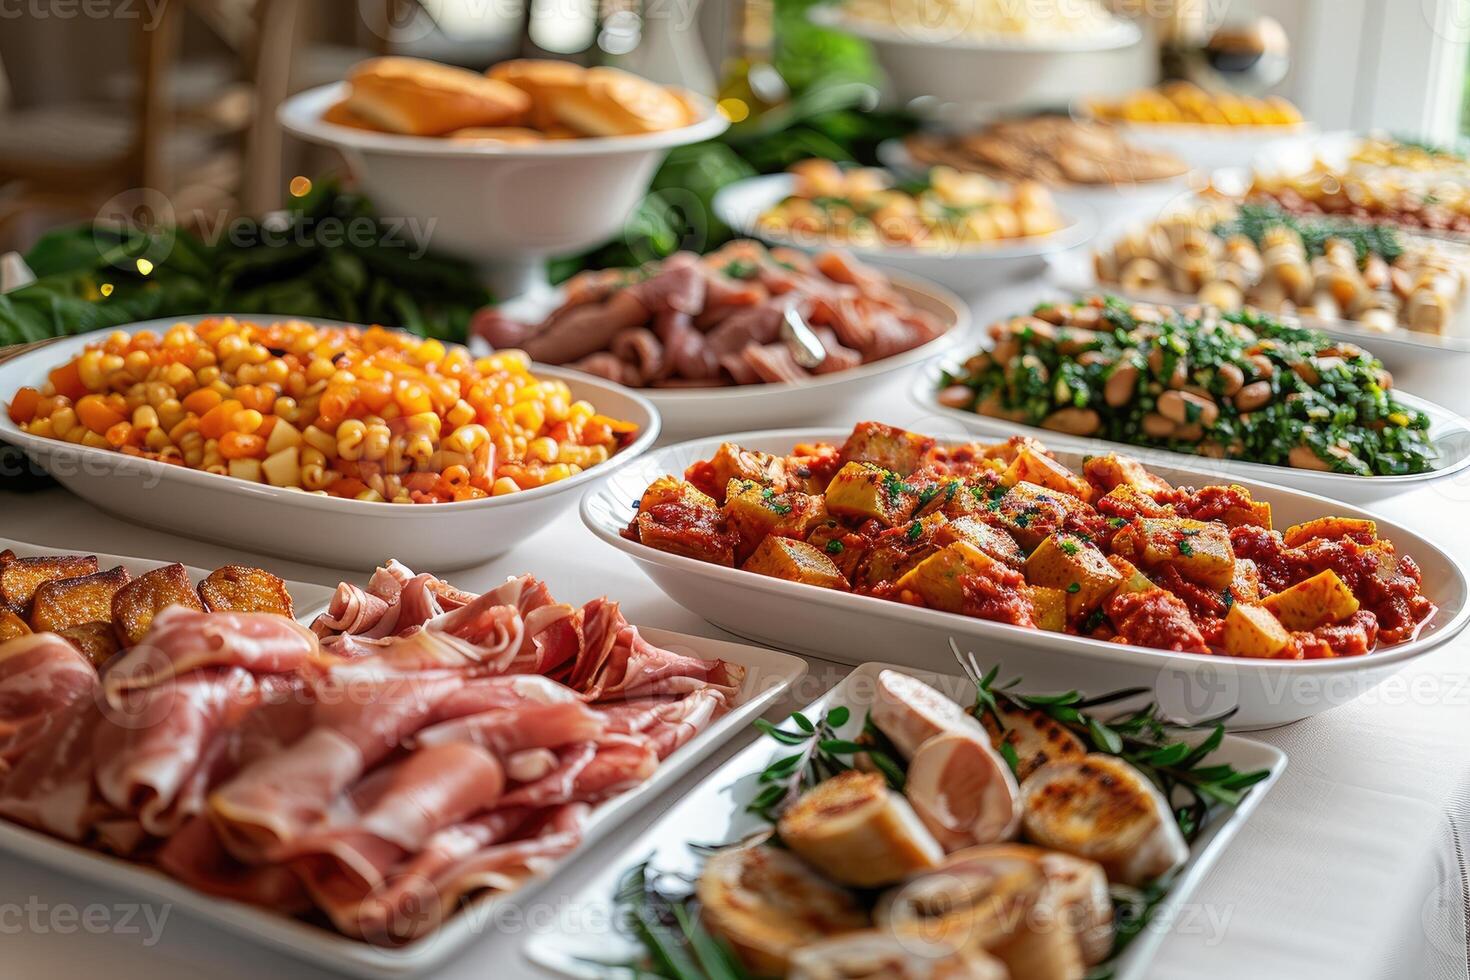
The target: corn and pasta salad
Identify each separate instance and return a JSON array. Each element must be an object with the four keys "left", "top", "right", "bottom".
[{"left": 6, "top": 318, "right": 639, "bottom": 503}]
